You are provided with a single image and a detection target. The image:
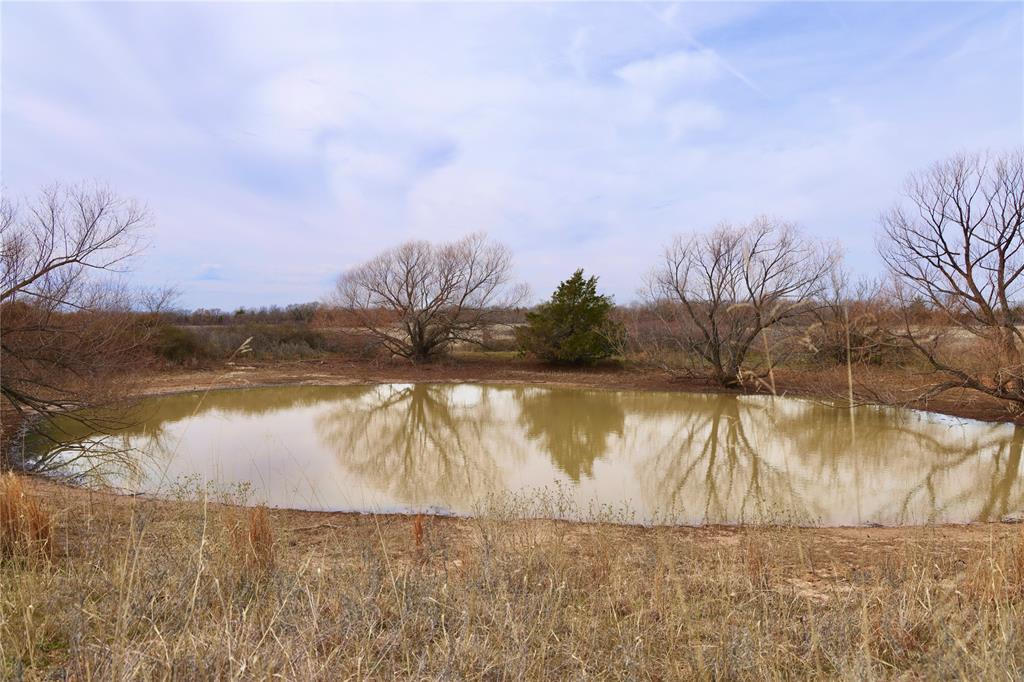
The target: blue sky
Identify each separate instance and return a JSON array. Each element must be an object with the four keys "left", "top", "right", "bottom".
[{"left": 3, "top": 2, "right": 1022, "bottom": 309}]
